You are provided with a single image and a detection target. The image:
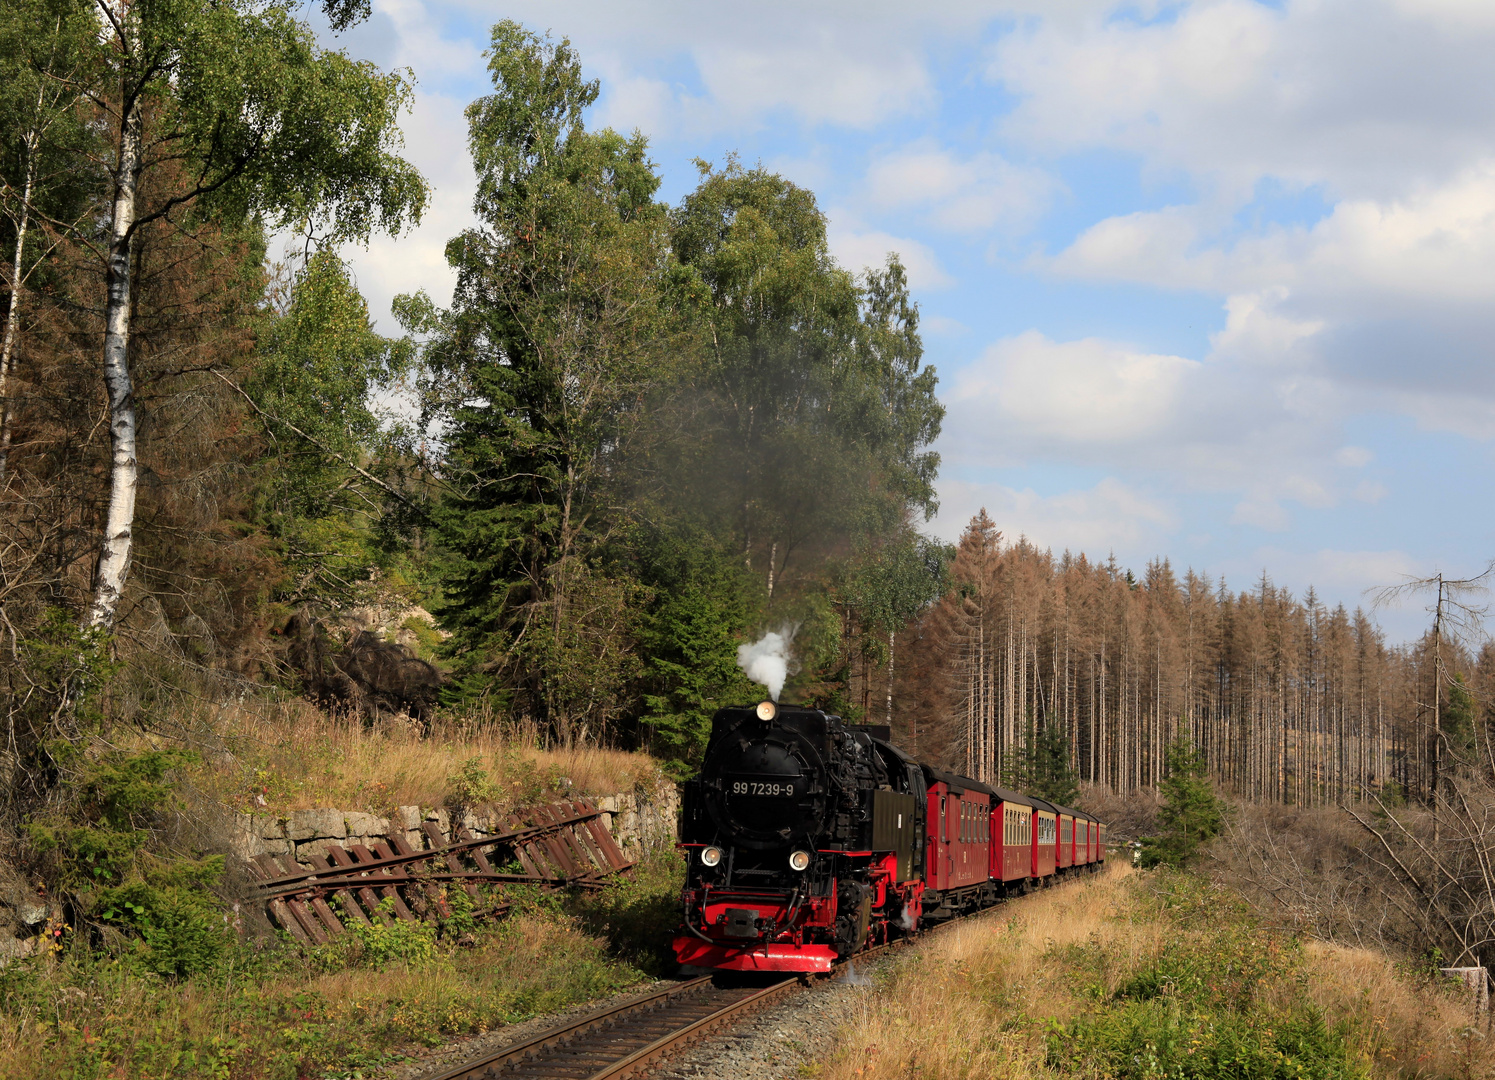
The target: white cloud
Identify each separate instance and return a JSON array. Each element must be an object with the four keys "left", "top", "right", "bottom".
[
  {"left": 1248, "top": 546, "right": 1422, "bottom": 606},
  {"left": 1041, "top": 165, "right": 1495, "bottom": 428},
  {"left": 921, "top": 314, "right": 970, "bottom": 336},
  {"left": 470, "top": 0, "right": 1029, "bottom": 136},
  {"left": 1231, "top": 494, "right": 1290, "bottom": 532},
  {"left": 376, "top": 0, "right": 485, "bottom": 78},
  {"left": 863, "top": 144, "right": 1056, "bottom": 233},
  {"left": 937, "top": 327, "right": 1389, "bottom": 530},
  {"left": 932, "top": 476, "right": 1177, "bottom": 551},
  {"left": 337, "top": 89, "right": 474, "bottom": 332},
  {"left": 946, "top": 331, "right": 1198, "bottom": 448},
  {"left": 826, "top": 223, "right": 954, "bottom": 290},
  {"left": 992, "top": 0, "right": 1495, "bottom": 199},
  {"left": 1051, "top": 167, "right": 1495, "bottom": 311}
]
